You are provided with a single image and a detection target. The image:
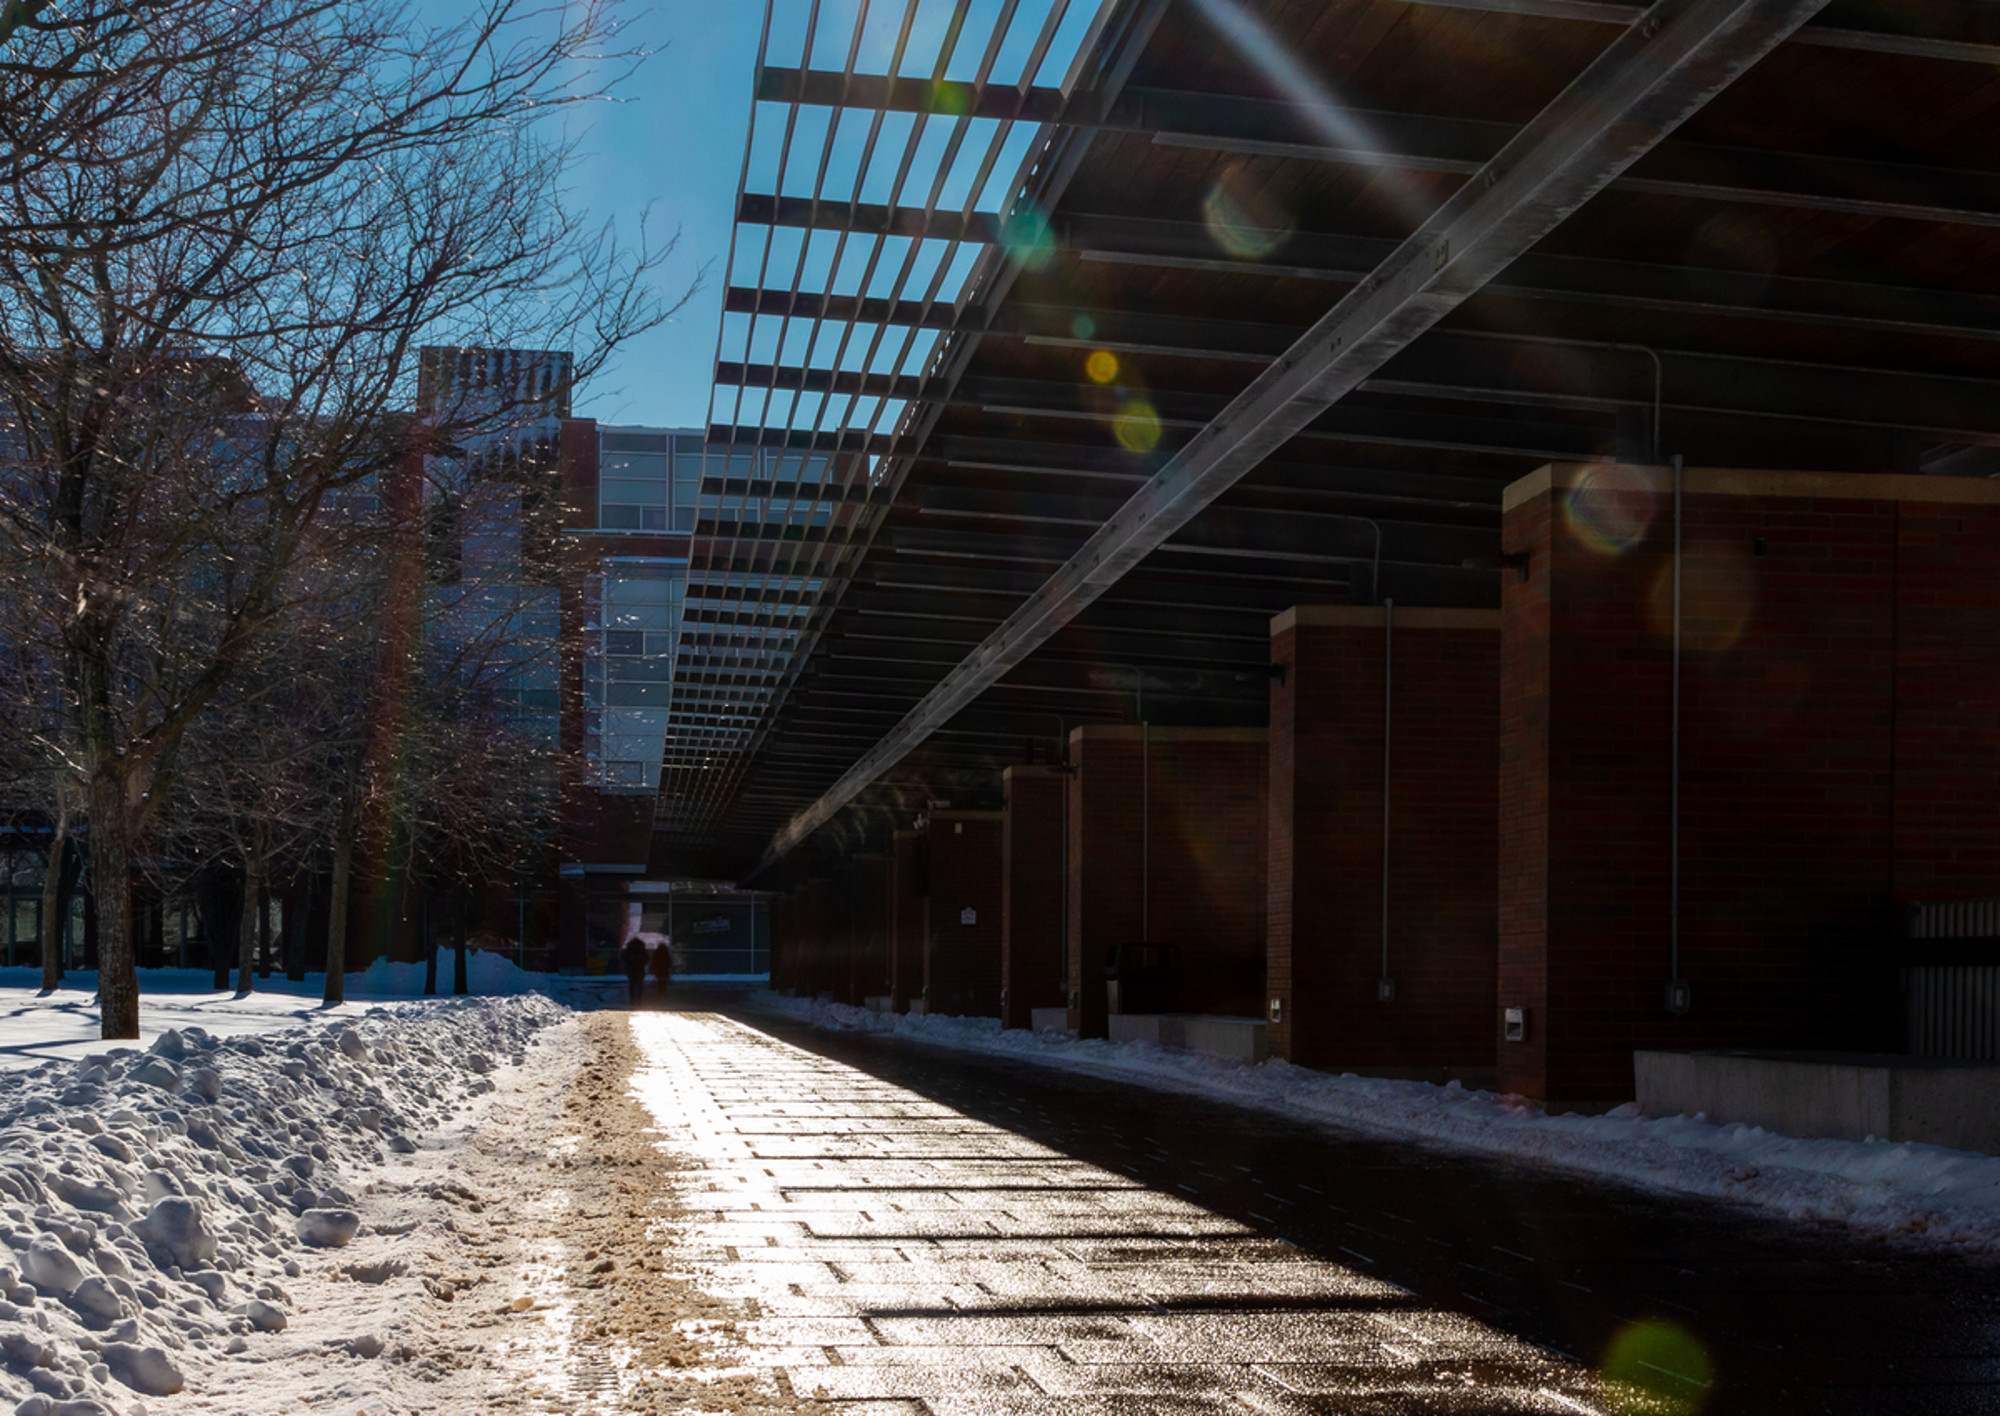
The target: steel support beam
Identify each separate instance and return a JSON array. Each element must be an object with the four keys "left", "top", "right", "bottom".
[
  {"left": 746, "top": 80, "right": 2000, "bottom": 230},
  {"left": 718, "top": 309, "right": 2000, "bottom": 441},
  {"left": 1388, "top": 0, "right": 2000, "bottom": 64},
  {"left": 754, "top": 0, "right": 1830, "bottom": 873},
  {"left": 730, "top": 211, "right": 2000, "bottom": 345}
]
